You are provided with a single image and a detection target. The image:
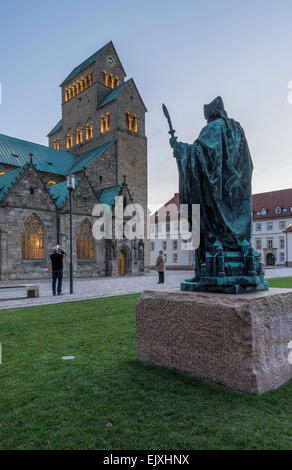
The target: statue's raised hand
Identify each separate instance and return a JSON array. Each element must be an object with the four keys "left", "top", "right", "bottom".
[{"left": 169, "top": 136, "right": 178, "bottom": 149}]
